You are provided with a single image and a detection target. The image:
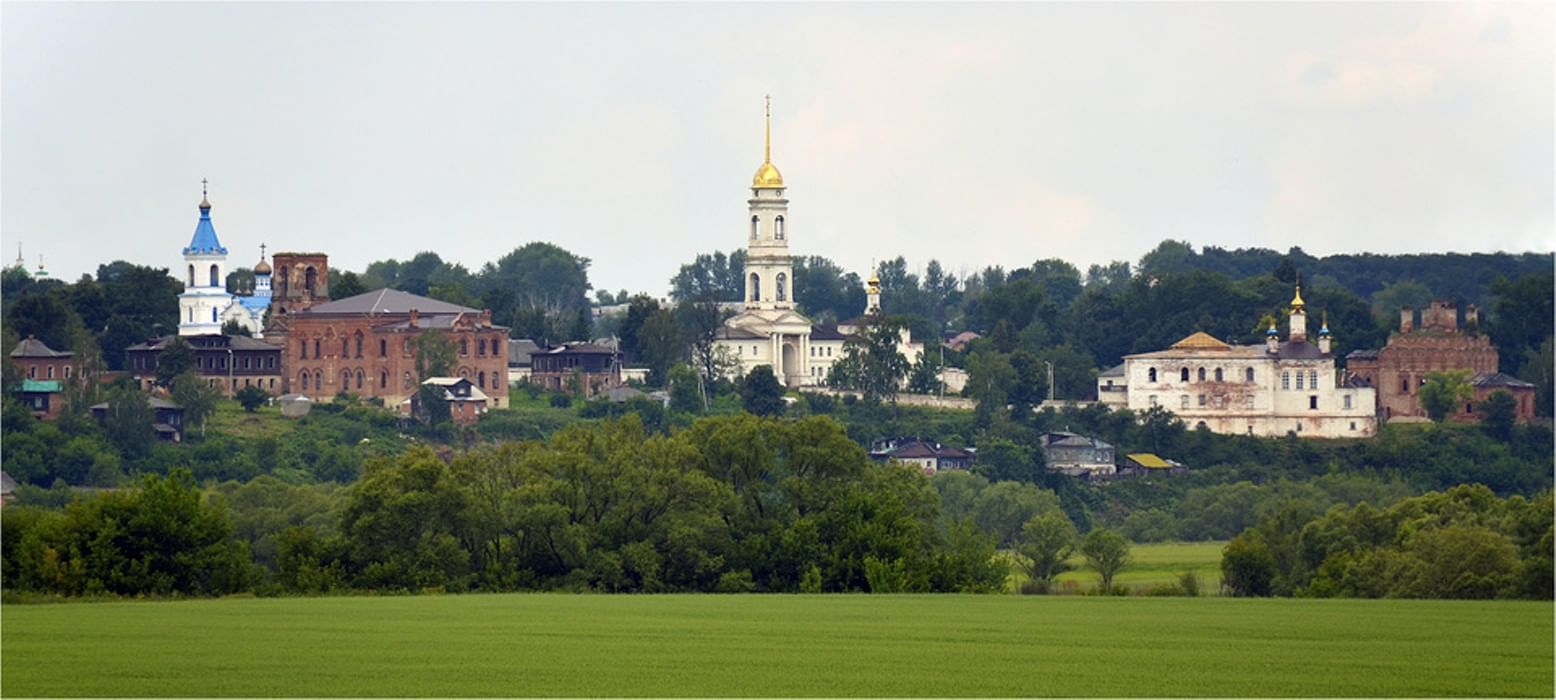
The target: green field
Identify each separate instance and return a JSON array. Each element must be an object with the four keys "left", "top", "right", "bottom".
[
  {"left": 3, "top": 595, "right": 1550, "bottom": 697},
  {"left": 1054, "top": 540, "right": 1226, "bottom": 592}
]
